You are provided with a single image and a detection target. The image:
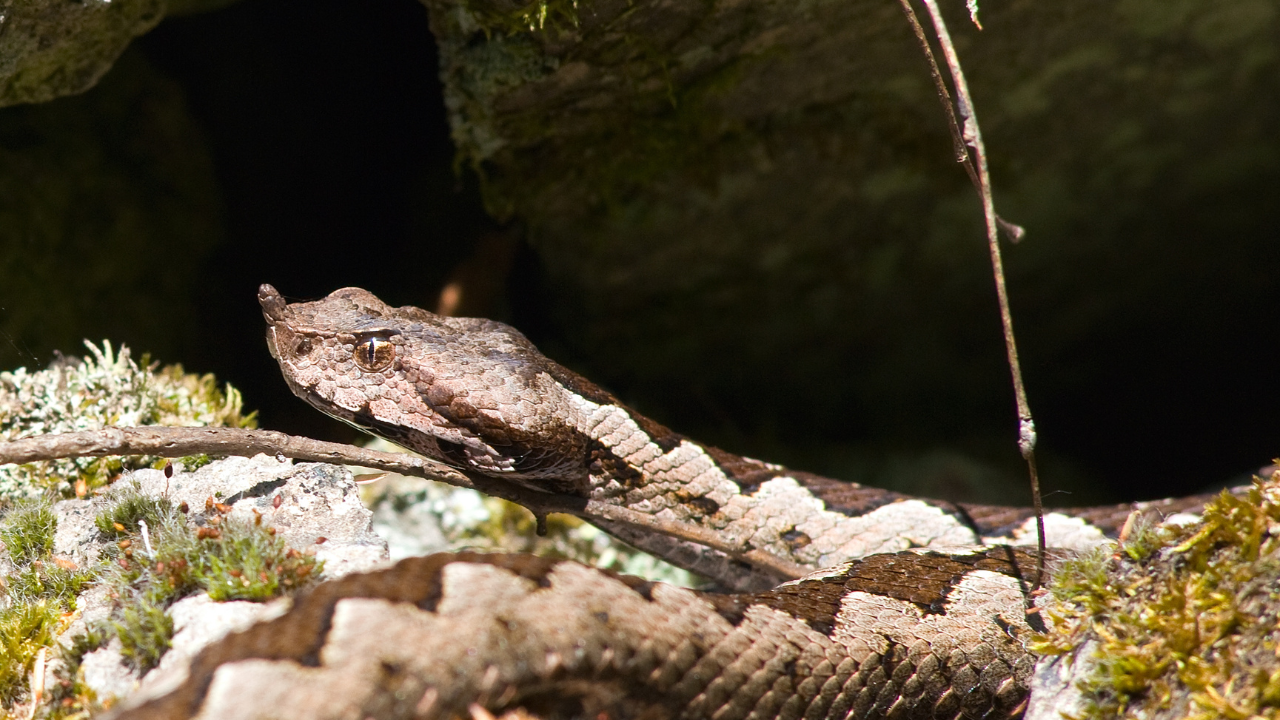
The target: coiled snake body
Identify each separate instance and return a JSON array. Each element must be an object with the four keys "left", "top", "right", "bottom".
[{"left": 119, "top": 286, "right": 1218, "bottom": 720}]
